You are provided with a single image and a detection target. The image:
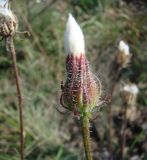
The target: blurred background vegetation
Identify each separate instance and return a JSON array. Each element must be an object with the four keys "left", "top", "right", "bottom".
[{"left": 0, "top": 0, "right": 146, "bottom": 159}]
